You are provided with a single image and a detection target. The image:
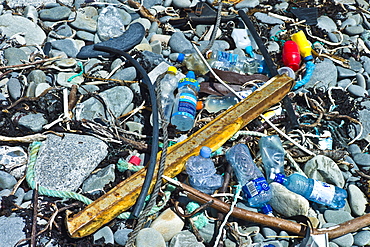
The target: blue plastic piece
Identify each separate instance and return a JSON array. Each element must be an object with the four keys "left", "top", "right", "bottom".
[{"left": 292, "top": 60, "right": 315, "bottom": 90}]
